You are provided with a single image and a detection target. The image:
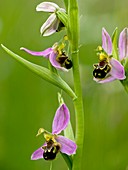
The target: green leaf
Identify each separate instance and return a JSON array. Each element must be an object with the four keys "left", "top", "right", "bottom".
[
  {"left": 112, "top": 27, "right": 118, "bottom": 59},
  {"left": 56, "top": 10, "right": 68, "bottom": 28},
  {"left": 1, "top": 44, "right": 77, "bottom": 100},
  {"left": 61, "top": 153, "right": 72, "bottom": 170},
  {"left": 64, "top": 121, "right": 75, "bottom": 142}
]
